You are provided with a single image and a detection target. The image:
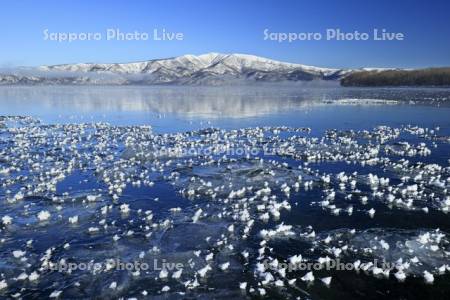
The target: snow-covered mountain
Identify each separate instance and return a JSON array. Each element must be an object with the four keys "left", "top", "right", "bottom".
[{"left": 1, "top": 53, "right": 352, "bottom": 85}]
